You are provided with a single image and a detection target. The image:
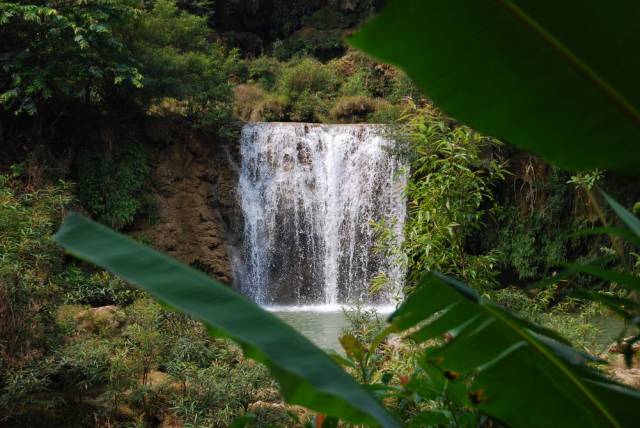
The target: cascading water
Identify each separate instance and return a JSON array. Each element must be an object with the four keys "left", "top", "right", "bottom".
[{"left": 237, "top": 122, "right": 406, "bottom": 307}]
